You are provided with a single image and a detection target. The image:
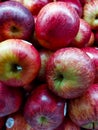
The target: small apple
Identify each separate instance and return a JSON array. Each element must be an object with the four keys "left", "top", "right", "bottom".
[
  {"left": 0, "top": 1, "right": 35, "bottom": 42},
  {"left": 70, "top": 18, "right": 92, "bottom": 48},
  {"left": 82, "top": 47, "right": 98, "bottom": 83},
  {"left": 54, "top": 116, "right": 81, "bottom": 130},
  {"left": 68, "top": 83, "right": 98, "bottom": 129},
  {"left": 0, "top": 39, "right": 41, "bottom": 87},
  {"left": 35, "top": 1, "right": 80, "bottom": 51},
  {"left": 0, "top": 82, "right": 23, "bottom": 117},
  {"left": 56, "top": 0, "right": 83, "bottom": 17},
  {"left": 83, "top": 0, "right": 98, "bottom": 30},
  {"left": 6, "top": 112, "right": 34, "bottom": 130},
  {"left": 24, "top": 84, "right": 66, "bottom": 130},
  {"left": 46, "top": 47, "right": 95, "bottom": 99},
  {"left": 11, "top": 0, "right": 53, "bottom": 16}
]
